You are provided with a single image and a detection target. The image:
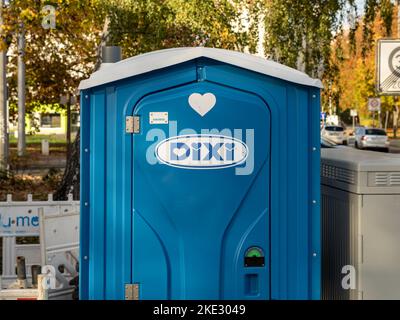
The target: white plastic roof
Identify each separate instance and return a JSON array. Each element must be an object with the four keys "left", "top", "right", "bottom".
[{"left": 79, "top": 47, "right": 323, "bottom": 90}]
